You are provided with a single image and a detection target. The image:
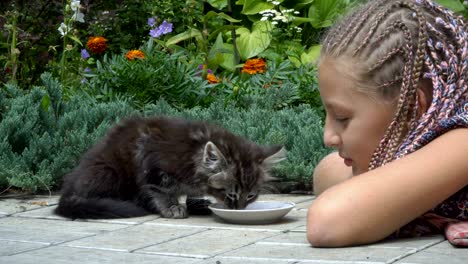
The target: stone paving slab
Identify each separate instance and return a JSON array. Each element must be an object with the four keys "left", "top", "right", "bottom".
[
  {"left": 63, "top": 224, "right": 207, "bottom": 252},
  {"left": 0, "top": 217, "right": 126, "bottom": 244},
  {"left": 14, "top": 205, "right": 161, "bottom": 225},
  {"left": 136, "top": 228, "right": 278, "bottom": 259},
  {"left": 0, "top": 245, "right": 199, "bottom": 264},
  {"left": 0, "top": 194, "right": 464, "bottom": 264},
  {"left": 0, "top": 195, "right": 58, "bottom": 215},
  {"left": 194, "top": 257, "right": 296, "bottom": 264},
  {"left": 393, "top": 241, "right": 468, "bottom": 264},
  {"left": 219, "top": 241, "right": 414, "bottom": 263},
  {"left": 0, "top": 240, "right": 48, "bottom": 256}
]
